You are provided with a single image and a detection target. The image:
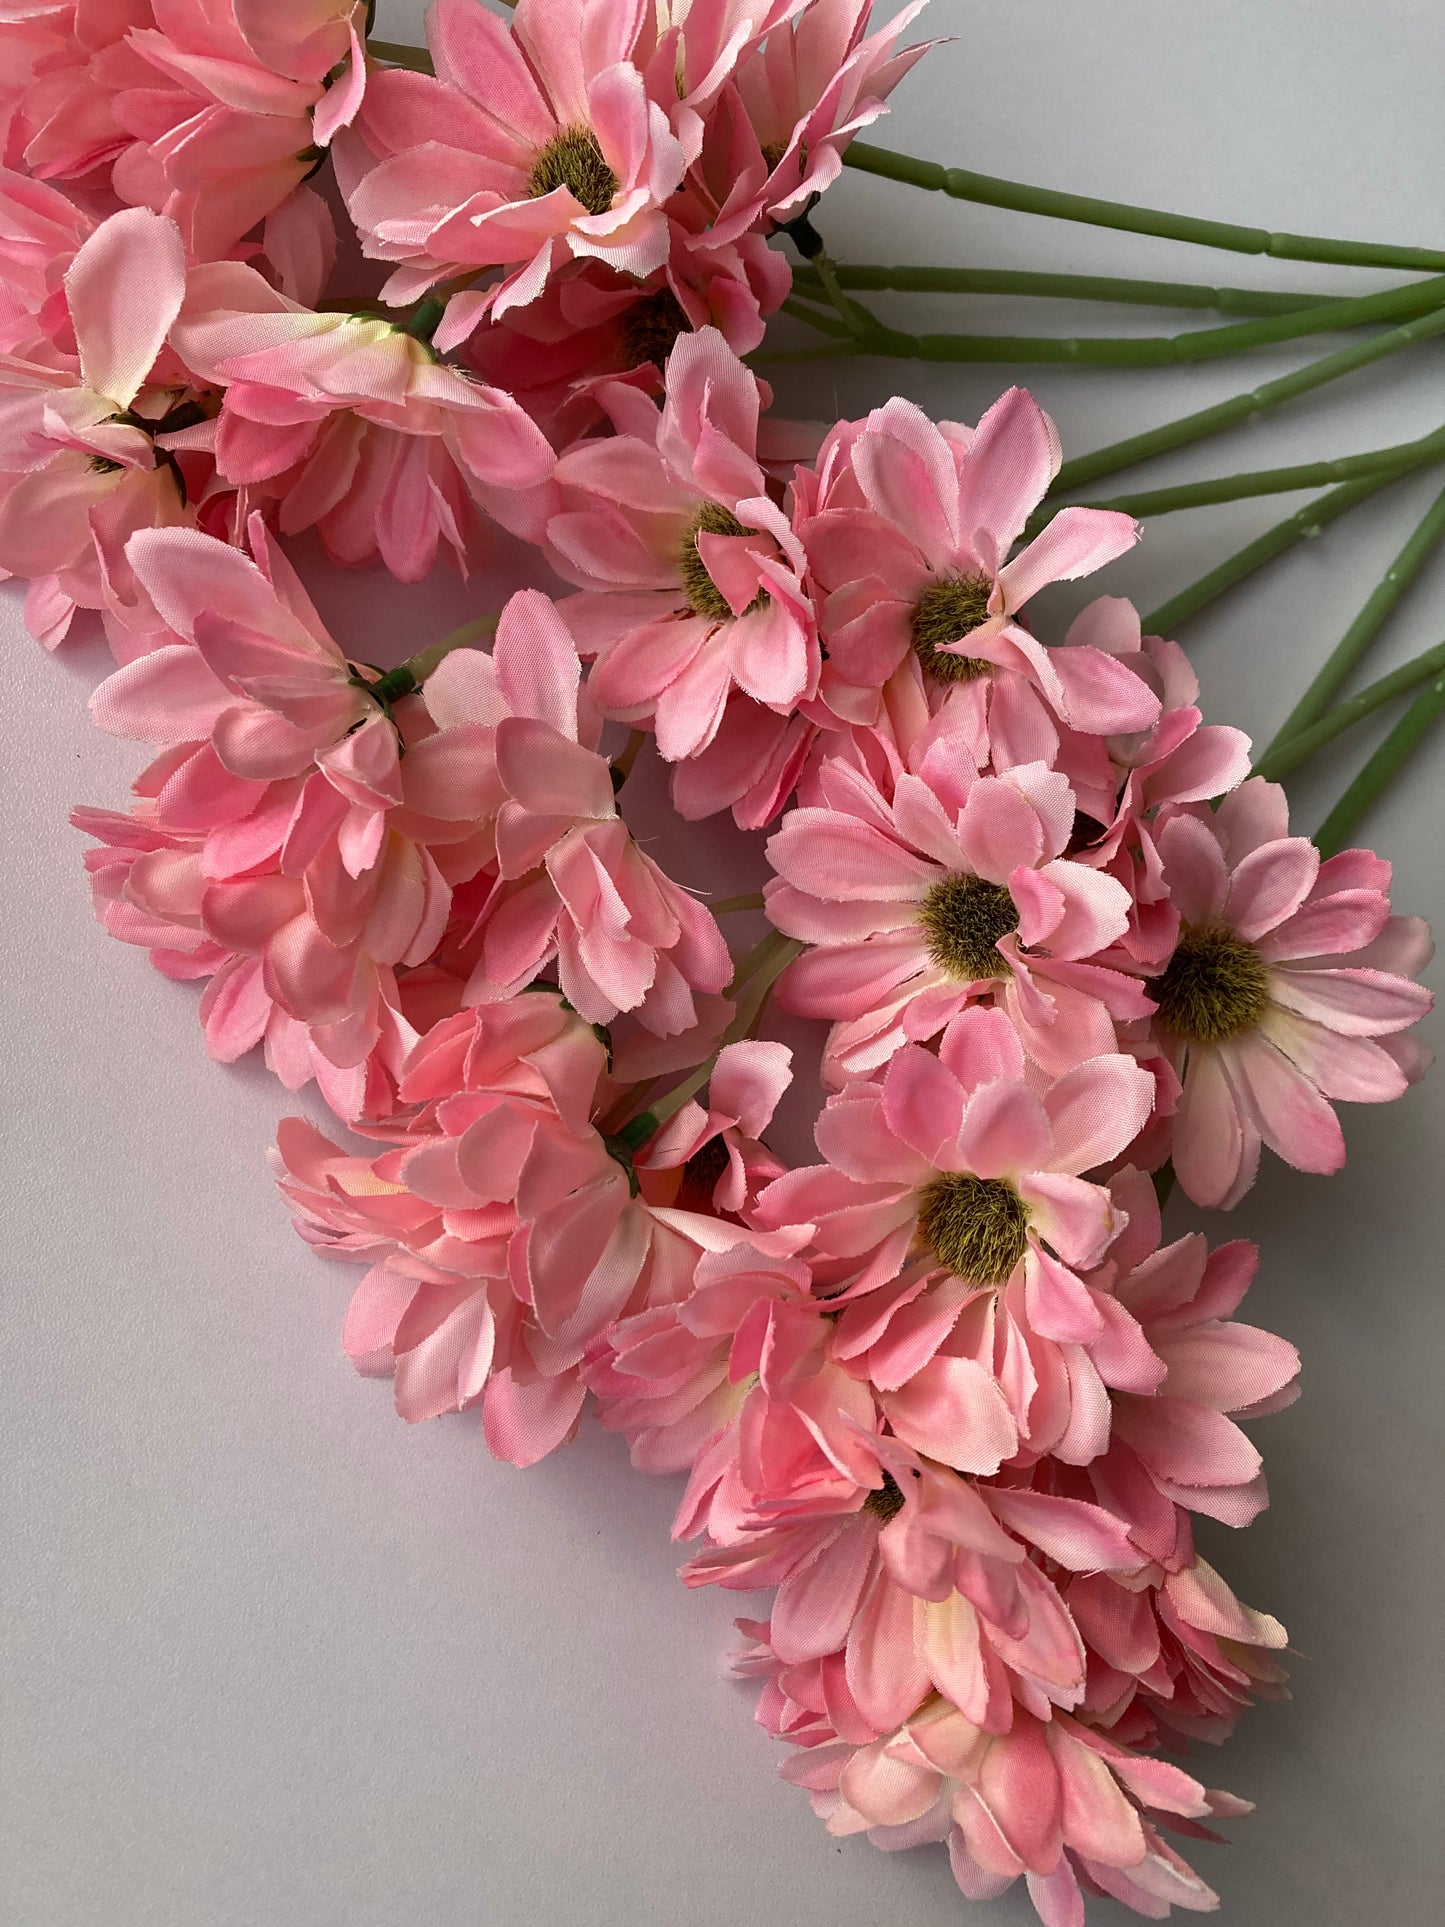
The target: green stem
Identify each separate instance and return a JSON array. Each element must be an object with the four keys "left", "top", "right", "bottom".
[
  {"left": 780, "top": 294, "right": 853, "bottom": 338},
  {"left": 1251, "top": 641, "right": 1445, "bottom": 781},
  {"left": 1140, "top": 471, "right": 1416, "bottom": 633},
  {"left": 813, "top": 252, "right": 885, "bottom": 341},
  {"left": 367, "top": 38, "right": 433, "bottom": 71},
  {"left": 1050, "top": 308, "right": 1445, "bottom": 496},
  {"left": 1074, "top": 423, "right": 1445, "bottom": 522},
  {"left": 709, "top": 893, "right": 768, "bottom": 914},
  {"left": 843, "top": 141, "right": 1445, "bottom": 275},
  {"left": 1314, "top": 674, "right": 1445, "bottom": 857},
  {"left": 807, "top": 274, "right": 1445, "bottom": 368},
  {"left": 790, "top": 262, "right": 1358, "bottom": 317},
  {"left": 1260, "top": 485, "right": 1445, "bottom": 759},
  {"left": 365, "top": 616, "right": 496, "bottom": 704}
]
